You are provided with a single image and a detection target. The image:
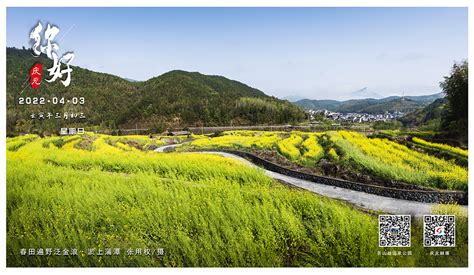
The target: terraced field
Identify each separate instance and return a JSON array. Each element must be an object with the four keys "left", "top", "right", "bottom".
[
  {"left": 6, "top": 133, "right": 468, "bottom": 267},
  {"left": 187, "top": 130, "right": 468, "bottom": 191}
]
